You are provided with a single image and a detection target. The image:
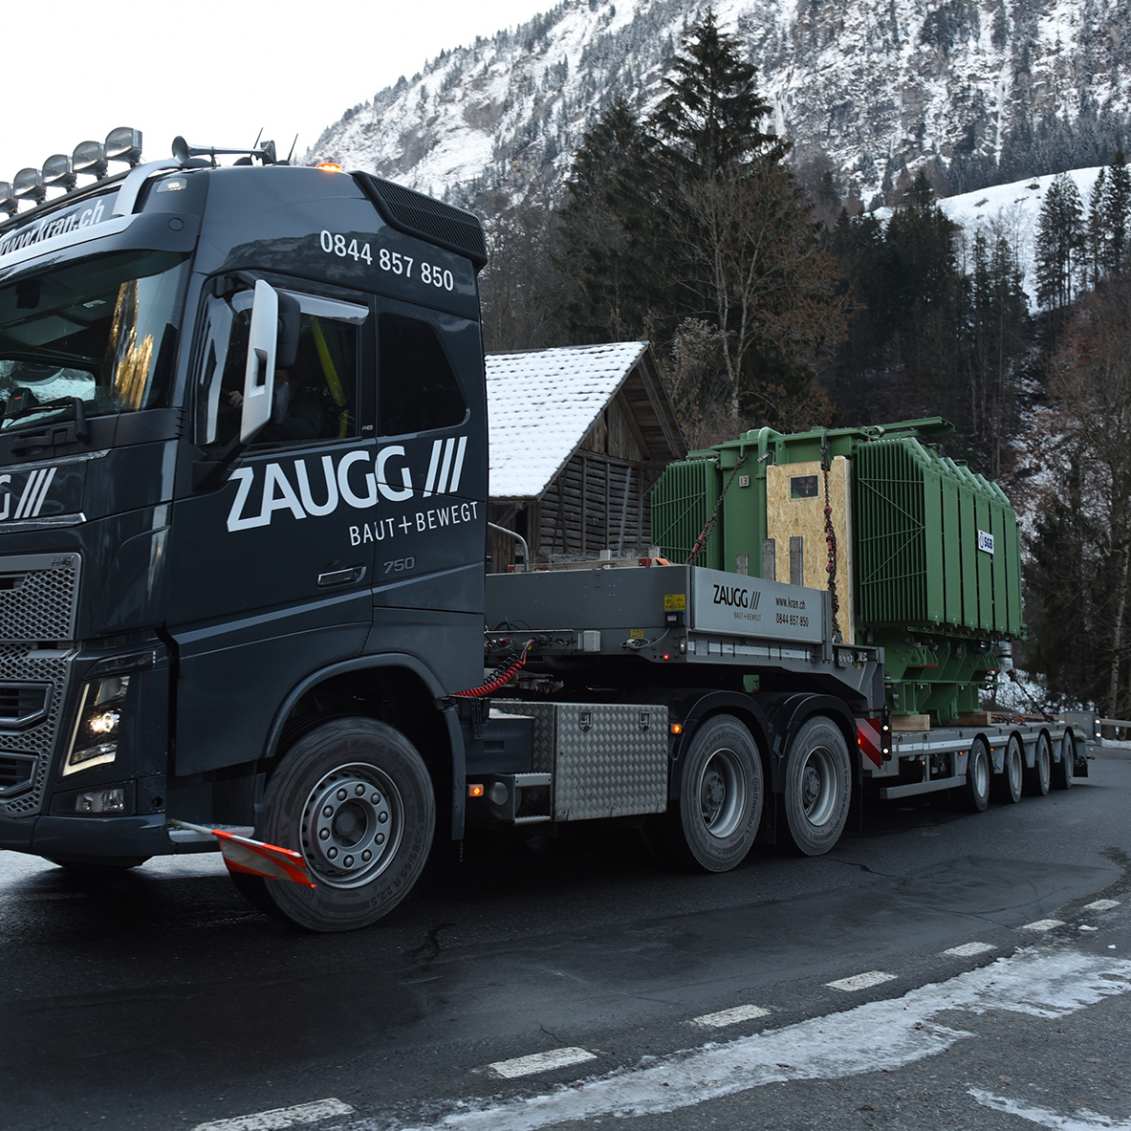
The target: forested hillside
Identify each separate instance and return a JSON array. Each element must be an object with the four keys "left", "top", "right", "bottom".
[{"left": 476, "top": 11, "right": 1131, "bottom": 719}]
